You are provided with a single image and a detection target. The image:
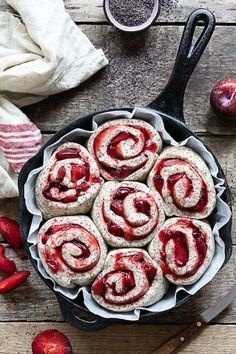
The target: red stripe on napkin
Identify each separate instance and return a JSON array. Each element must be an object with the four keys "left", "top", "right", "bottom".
[
  {"left": 0, "top": 123, "right": 39, "bottom": 132},
  {"left": 0, "top": 123, "right": 42, "bottom": 173}
]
